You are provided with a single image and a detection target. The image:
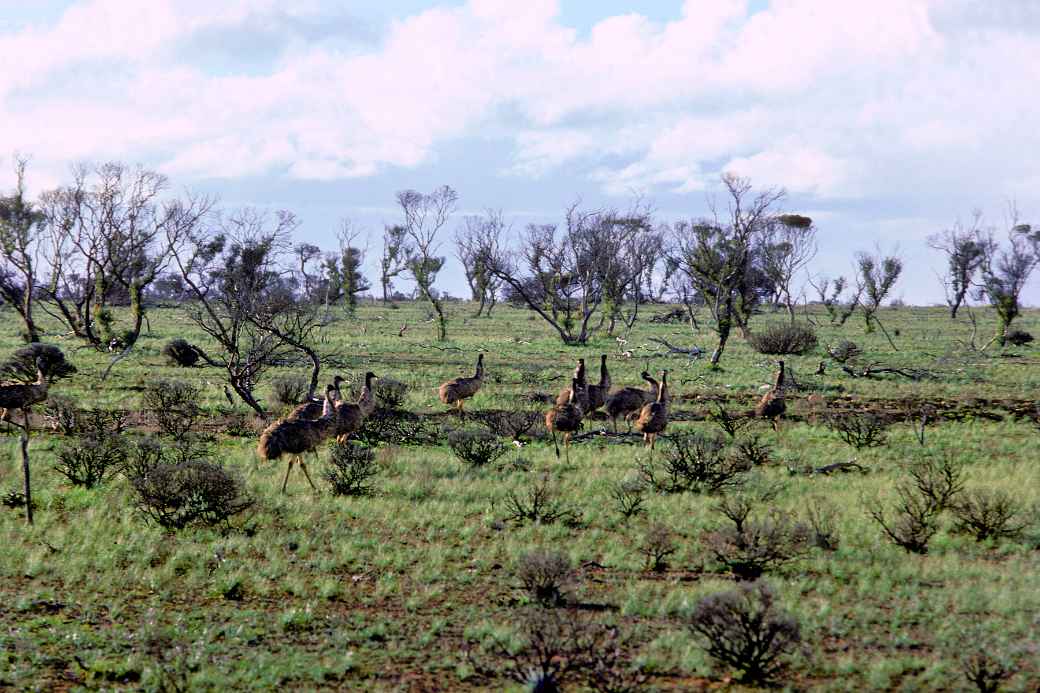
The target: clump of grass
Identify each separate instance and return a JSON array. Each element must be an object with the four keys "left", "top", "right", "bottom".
[
  {"left": 638, "top": 523, "right": 677, "bottom": 572},
  {"left": 515, "top": 549, "right": 576, "bottom": 606},
  {"left": 323, "top": 441, "right": 379, "bottom": 497},
  {"left": 825, "top": 410, "right": 888, "bottom": 449},
  {"left": 447, "top": 428, "right": 508, "bottom": 468},
  {"left": 804, "top": 497, "right": 840, "bottom": 551},
  {"left": 748, "top": 324, "right": 818, "bottom": 355},
  {"left": 639, "top": 433, "right": 750, "bottom": 495},
  {"left": 687, "top": 580, "right": 801, "bottom": 684}
]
